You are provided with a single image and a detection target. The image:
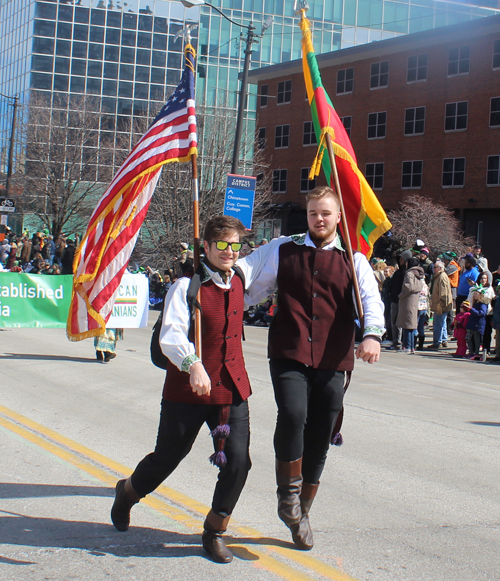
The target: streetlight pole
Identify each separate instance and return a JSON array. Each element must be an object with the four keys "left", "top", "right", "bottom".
[
  {"left": 0, "top": 92, "right": 18, "bottom": 198},
  {"left": 181, "top": 0, "right": 270, "bottom": 175}
]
